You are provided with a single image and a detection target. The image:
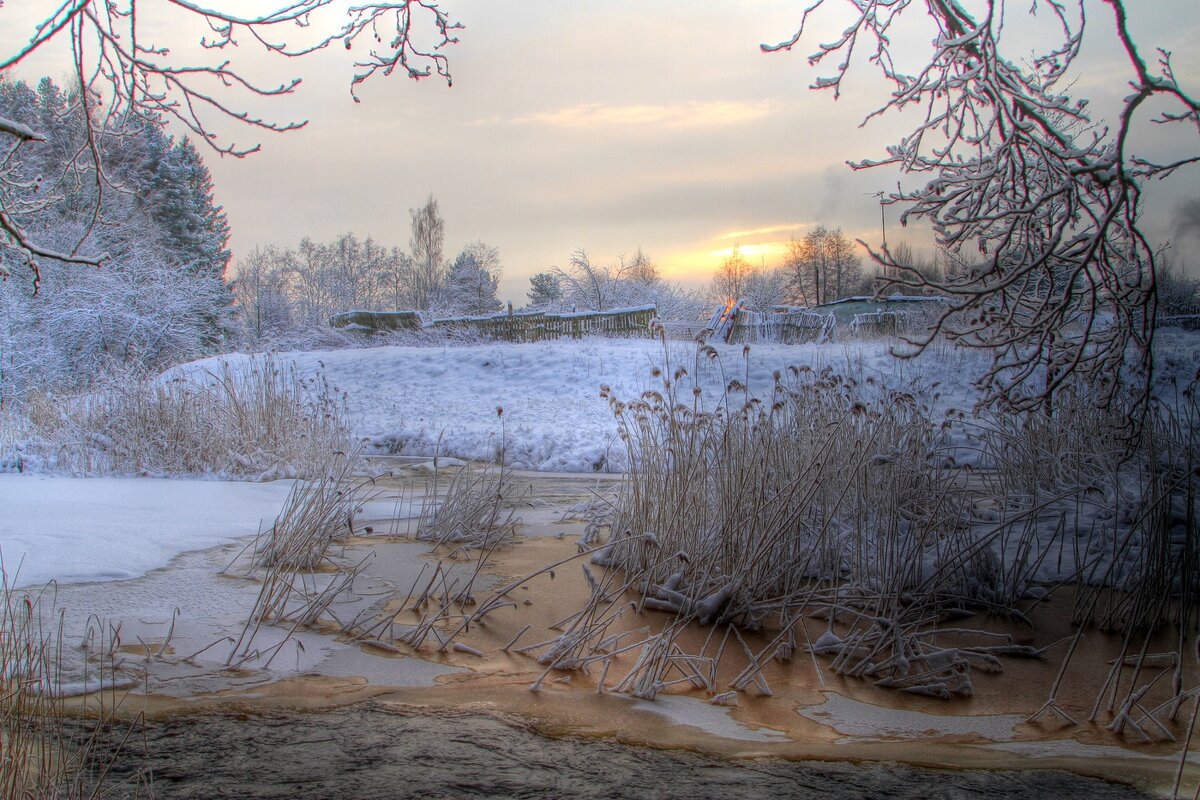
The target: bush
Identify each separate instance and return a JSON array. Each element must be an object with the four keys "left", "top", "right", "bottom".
[{"left": 1, "top": 356, "right": 351, "bottom": 479}]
